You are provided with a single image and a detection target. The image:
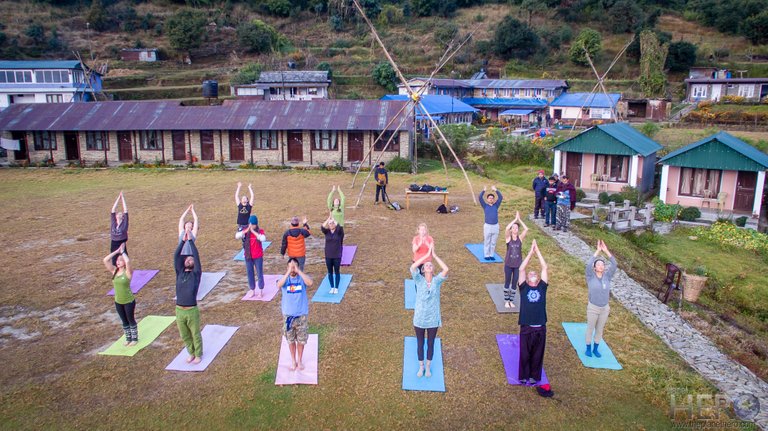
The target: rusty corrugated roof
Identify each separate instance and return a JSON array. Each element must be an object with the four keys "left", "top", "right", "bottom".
[{"left": 0, "top": 100, "right": 413, "bottom": 132}]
